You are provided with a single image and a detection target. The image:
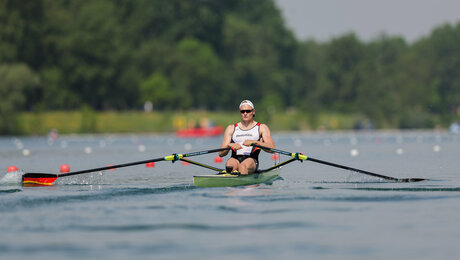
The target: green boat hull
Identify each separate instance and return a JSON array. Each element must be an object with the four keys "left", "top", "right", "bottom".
[{"left": 193, "top": 169, "right": 280, "bottom": 187}]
